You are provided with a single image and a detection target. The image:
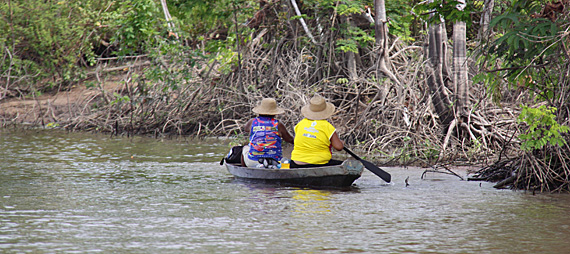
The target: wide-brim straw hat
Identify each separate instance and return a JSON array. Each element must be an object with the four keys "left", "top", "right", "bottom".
[
  {"left": 301, "top": 96, "right": 335, "bottom": 120},
  {"left": 252, "top": 98, "right": 285, "bottom": 115}
]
